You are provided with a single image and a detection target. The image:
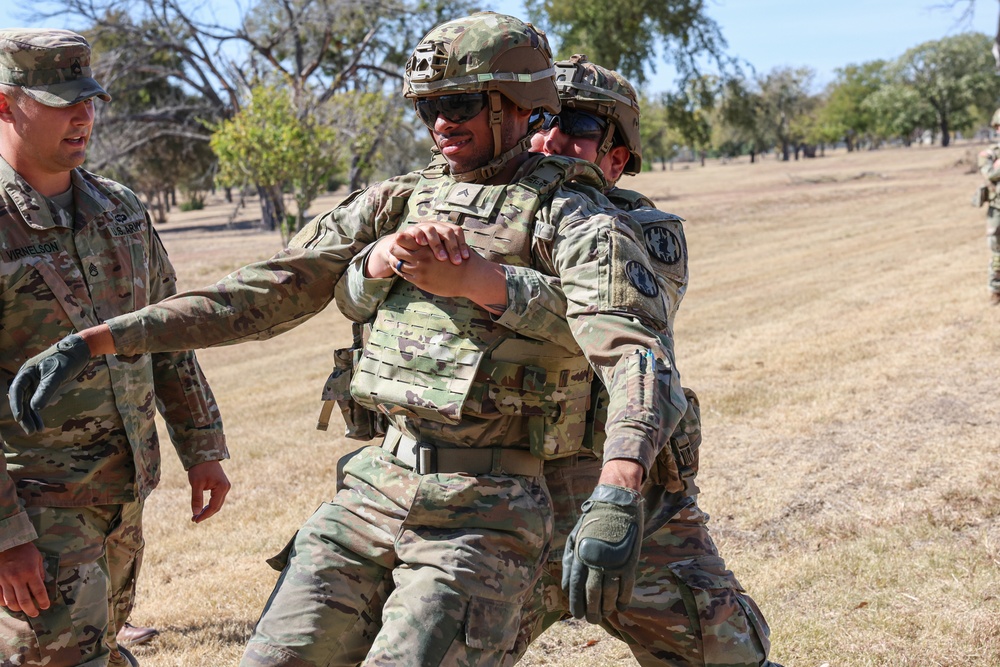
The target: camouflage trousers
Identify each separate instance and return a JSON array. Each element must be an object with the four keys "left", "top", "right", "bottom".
[
  {"left": 508, "top": 457, "right": 772, "bottom": 667},
  {"left": 987, "top": 206, "right": 1000, "bottom": 294},
  {"left": 241, "top": 445, "right": 552, "bottom": 667},
  {"left": 0, "top": 500, "right": 145, "bottom": 667}
]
